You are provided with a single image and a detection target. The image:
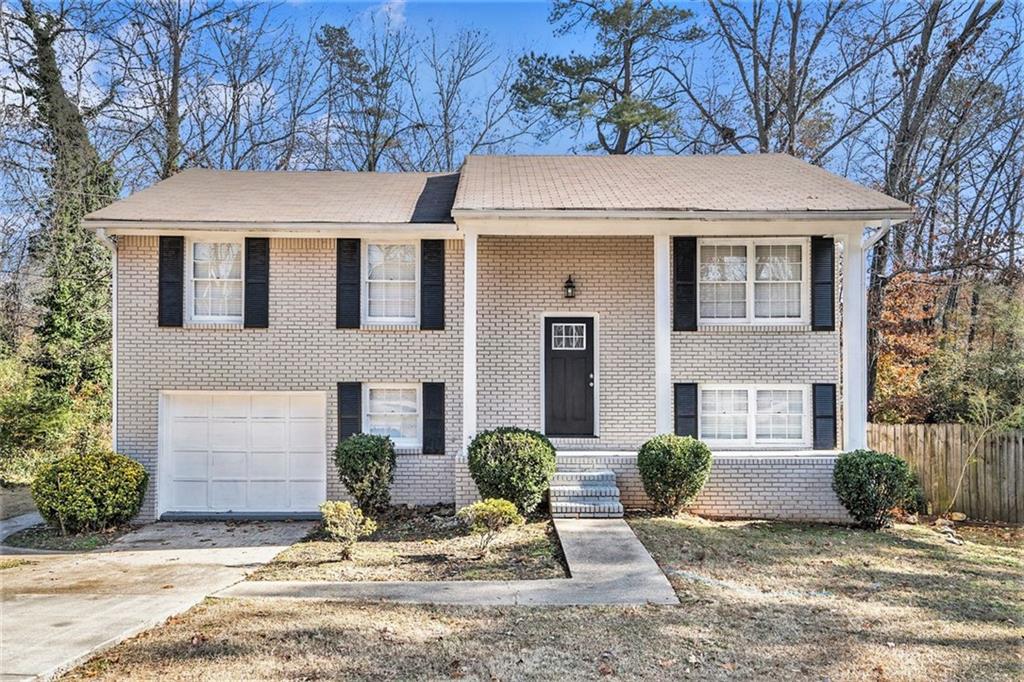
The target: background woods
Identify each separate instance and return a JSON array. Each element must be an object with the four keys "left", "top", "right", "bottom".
[{"left": 1, "top": 0, "right": 1021, "bottom": 483}]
